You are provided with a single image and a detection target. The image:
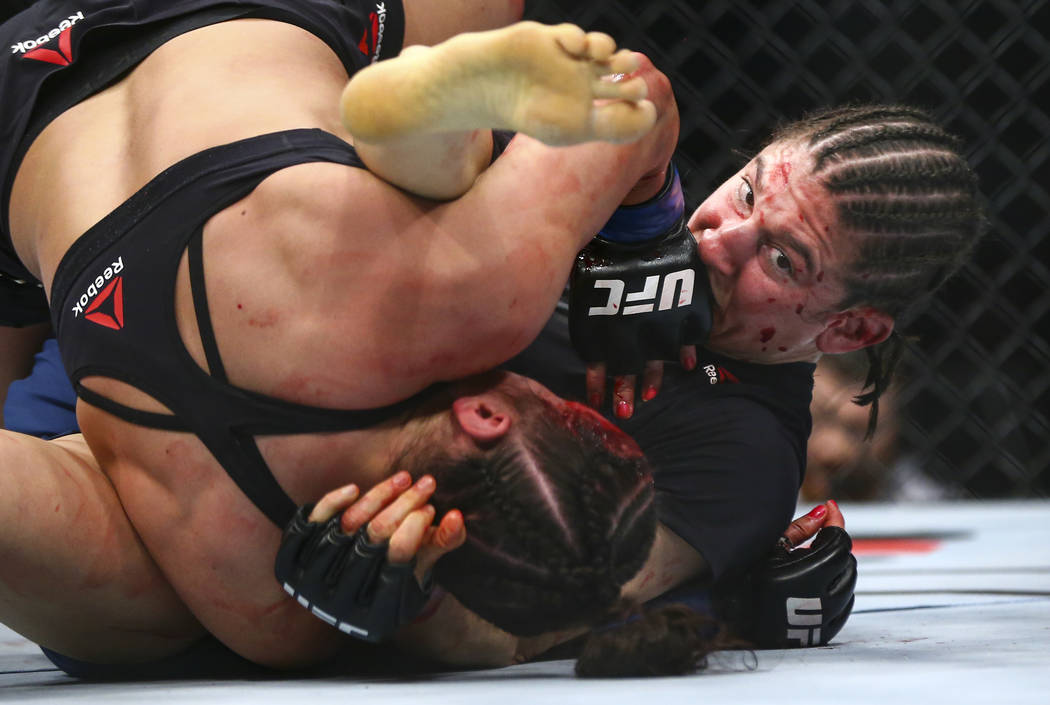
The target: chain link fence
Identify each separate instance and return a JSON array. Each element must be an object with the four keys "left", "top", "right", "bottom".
[{"left": 527, "top": 0, "right": 1049, "bottom": 499}]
